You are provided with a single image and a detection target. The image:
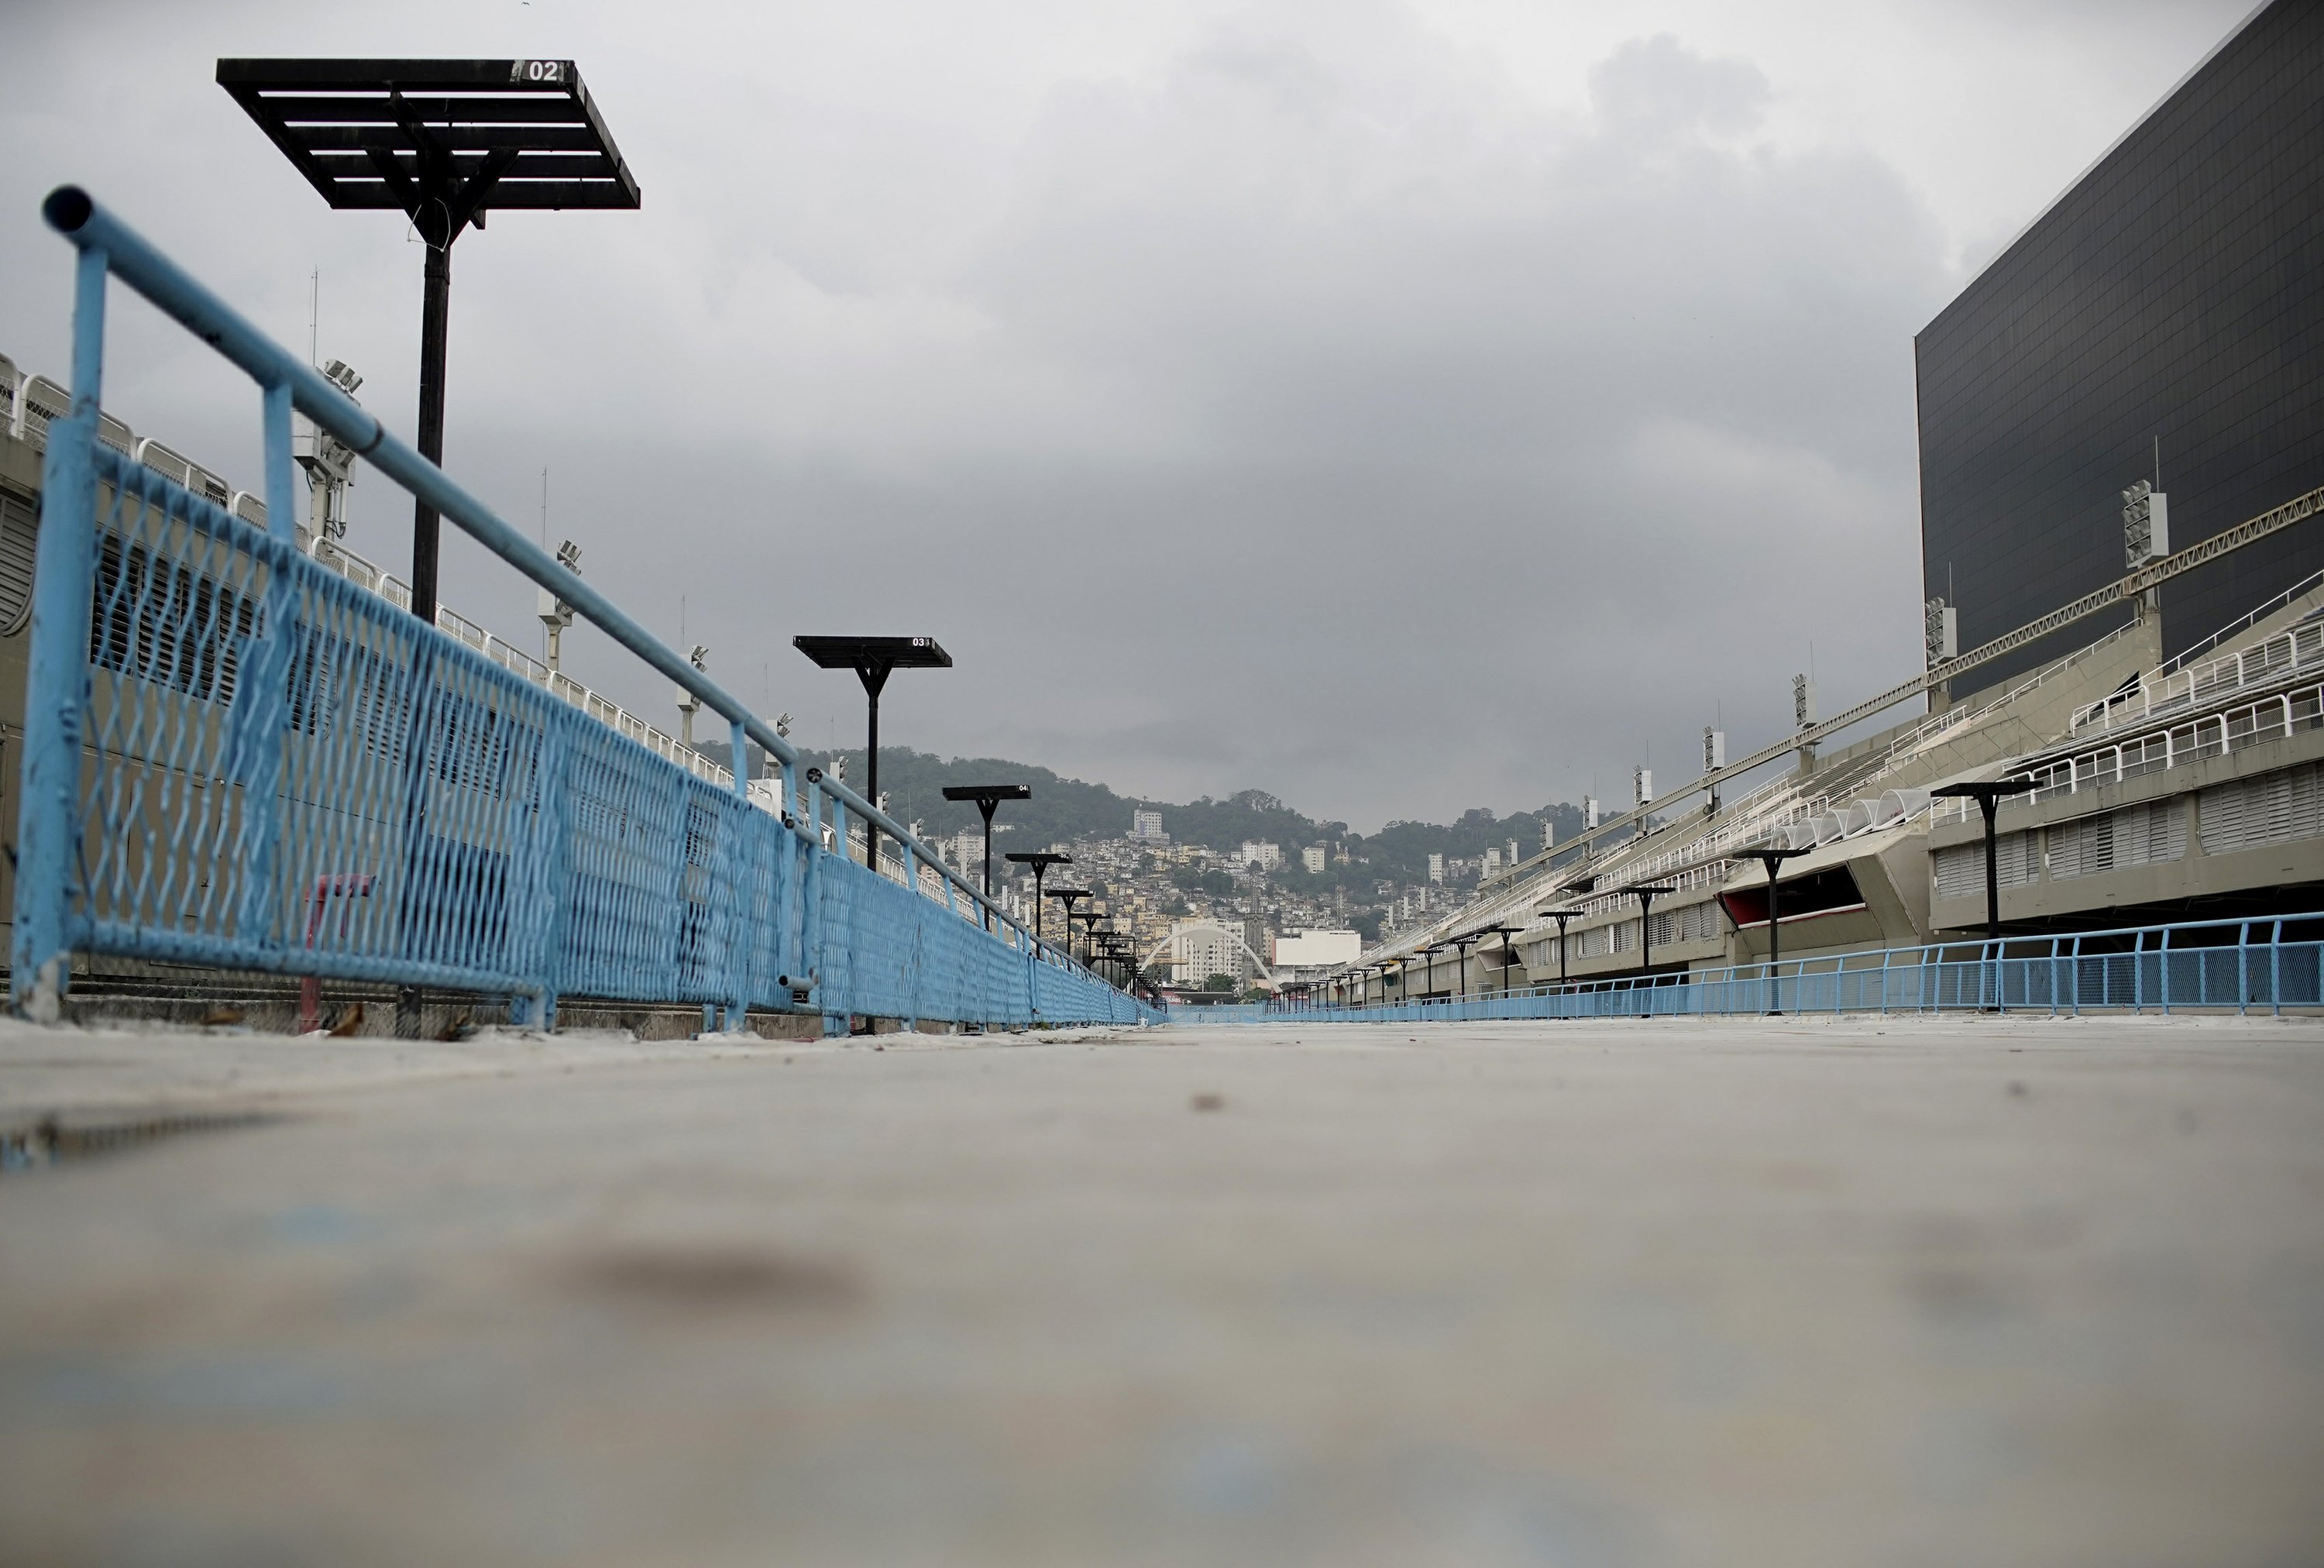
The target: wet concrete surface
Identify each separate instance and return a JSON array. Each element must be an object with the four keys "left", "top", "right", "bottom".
[{"left": 1, "top": 1013, "right": 2320, "bottom": 1566}]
